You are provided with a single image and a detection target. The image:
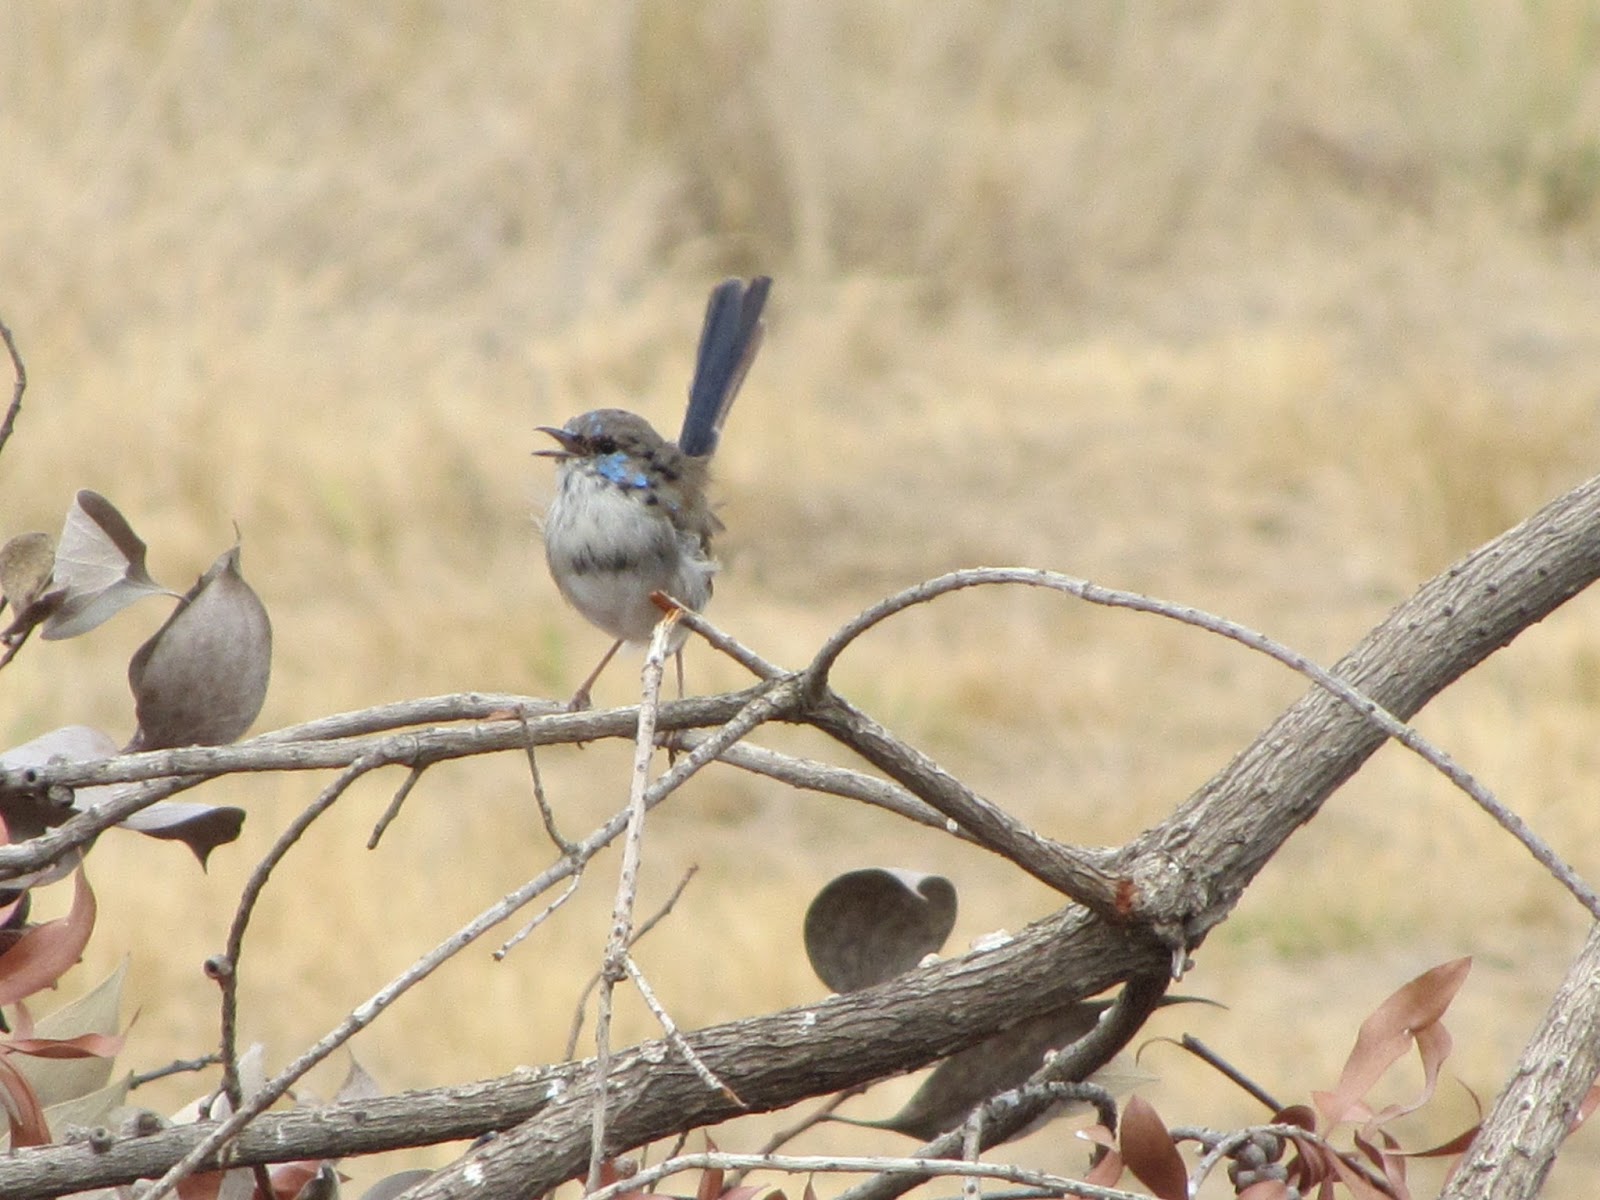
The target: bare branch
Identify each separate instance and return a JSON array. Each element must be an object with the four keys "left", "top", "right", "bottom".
[
  {"left": 589, "top": 618, "right": 675, "bottom": 1189},
  {"left": 680, "top": 734, "right": 974, "bottom": 840},
  {"left": 260, "top": 693, "right": 563, "bottom": 742},
  {"left": 0, "top": 314, "right": 26, "bottom": 463},
  {"left": 564, "top": 866, "right": 700, "bottom": 1057},
  {"left": 1443, "top": 921, "right": 1600, "bottom": 1200},
  {"left": 128, "top": 1053, "right": 224, "bottom": 1090},
  {"left": 0, "top": 690, "right": 764, "bottom": 882},
  {"left": 491, "top": 873, "right": 583, "bottom": 961},
  {"left": 1124, "top": 471, "right": 1600, "bottom": 947},
  {"left": 365, "top": 763, "right": 425, "bottom": 849},
  {"left": 218, "top": 755, "right": 390, "bottom": 1114},
  {"left": 518, "top": 714, "right": 575, "bottom": 855},
  {"left": 622, "top": 955, "right": 742, "bottom": 1107},
  {"left": 805, "top": 692, "right": 1126, "bottom": 917},
  {"left": 583, "top": 1151, "right": 1147, "bottom": 1200},
  {"left": 803, "top": 564, "right": 1600, "bottom": 923}
]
